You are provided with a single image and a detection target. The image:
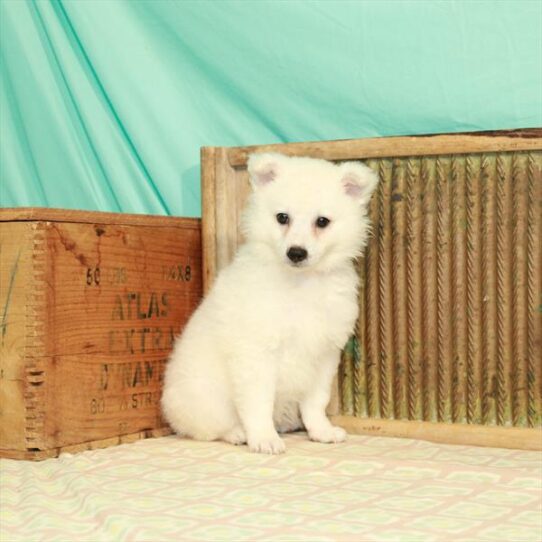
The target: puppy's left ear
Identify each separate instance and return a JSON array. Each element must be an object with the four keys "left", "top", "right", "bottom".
[
  {"left": 339, "top": 162, "right": 379, "bottom": 206},
  {"left": 247, "top": 153, "right": 283, "bottom": 189}
]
